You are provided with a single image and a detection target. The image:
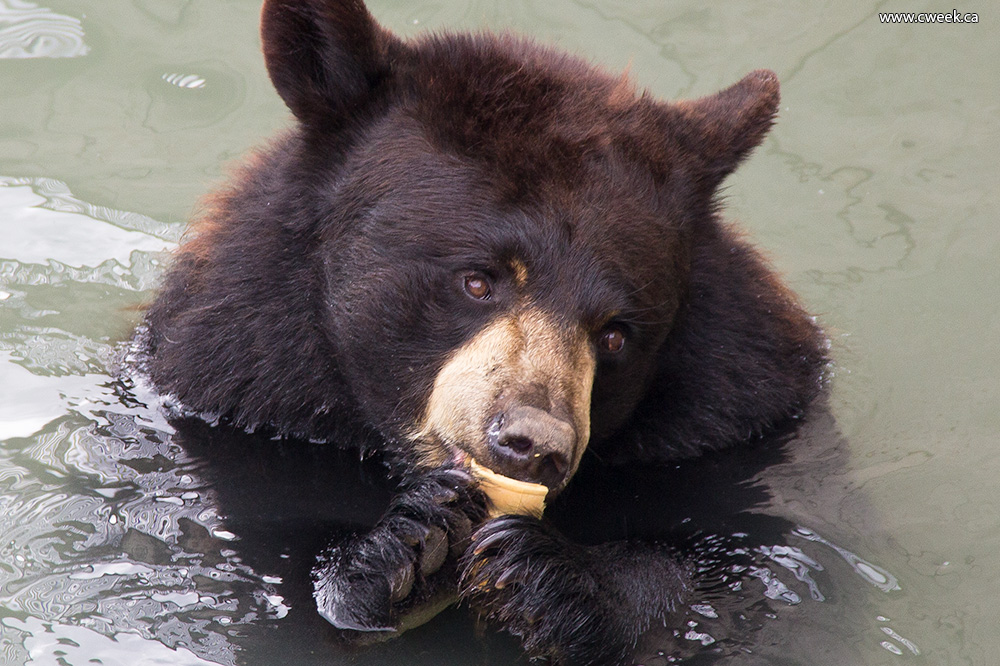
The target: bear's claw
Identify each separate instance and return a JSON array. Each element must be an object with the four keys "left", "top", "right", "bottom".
[
  {"left": 461, "top": 515, "right": 633, "bottom": 665},
  {"left": 313, "top": 467, "right": 487, "bottom": 634}
]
